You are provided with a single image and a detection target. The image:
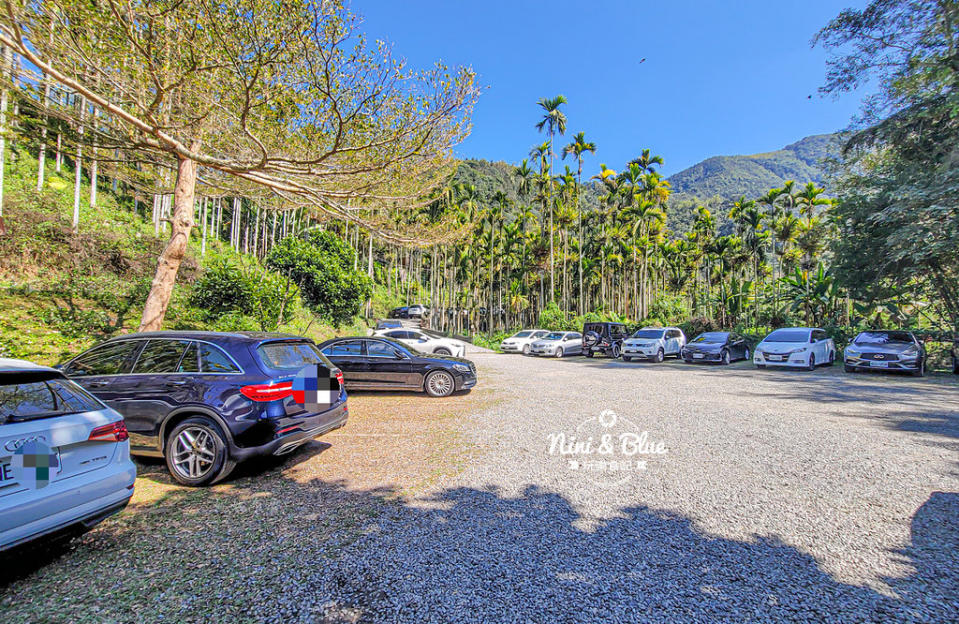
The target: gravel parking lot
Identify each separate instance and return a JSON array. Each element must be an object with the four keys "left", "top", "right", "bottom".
[{"left": 3, "top": 352, "right": 958, "bottom": 622}]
